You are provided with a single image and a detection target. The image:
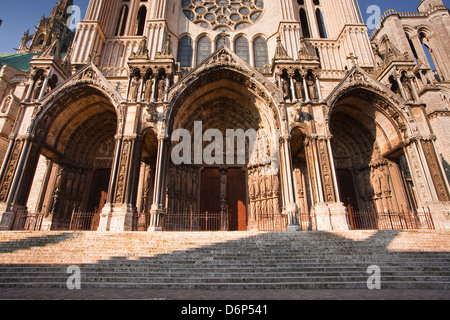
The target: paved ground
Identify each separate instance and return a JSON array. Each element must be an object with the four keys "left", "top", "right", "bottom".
[{"left": 0, "top": 288, "right": 448, "bottom": 300}]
